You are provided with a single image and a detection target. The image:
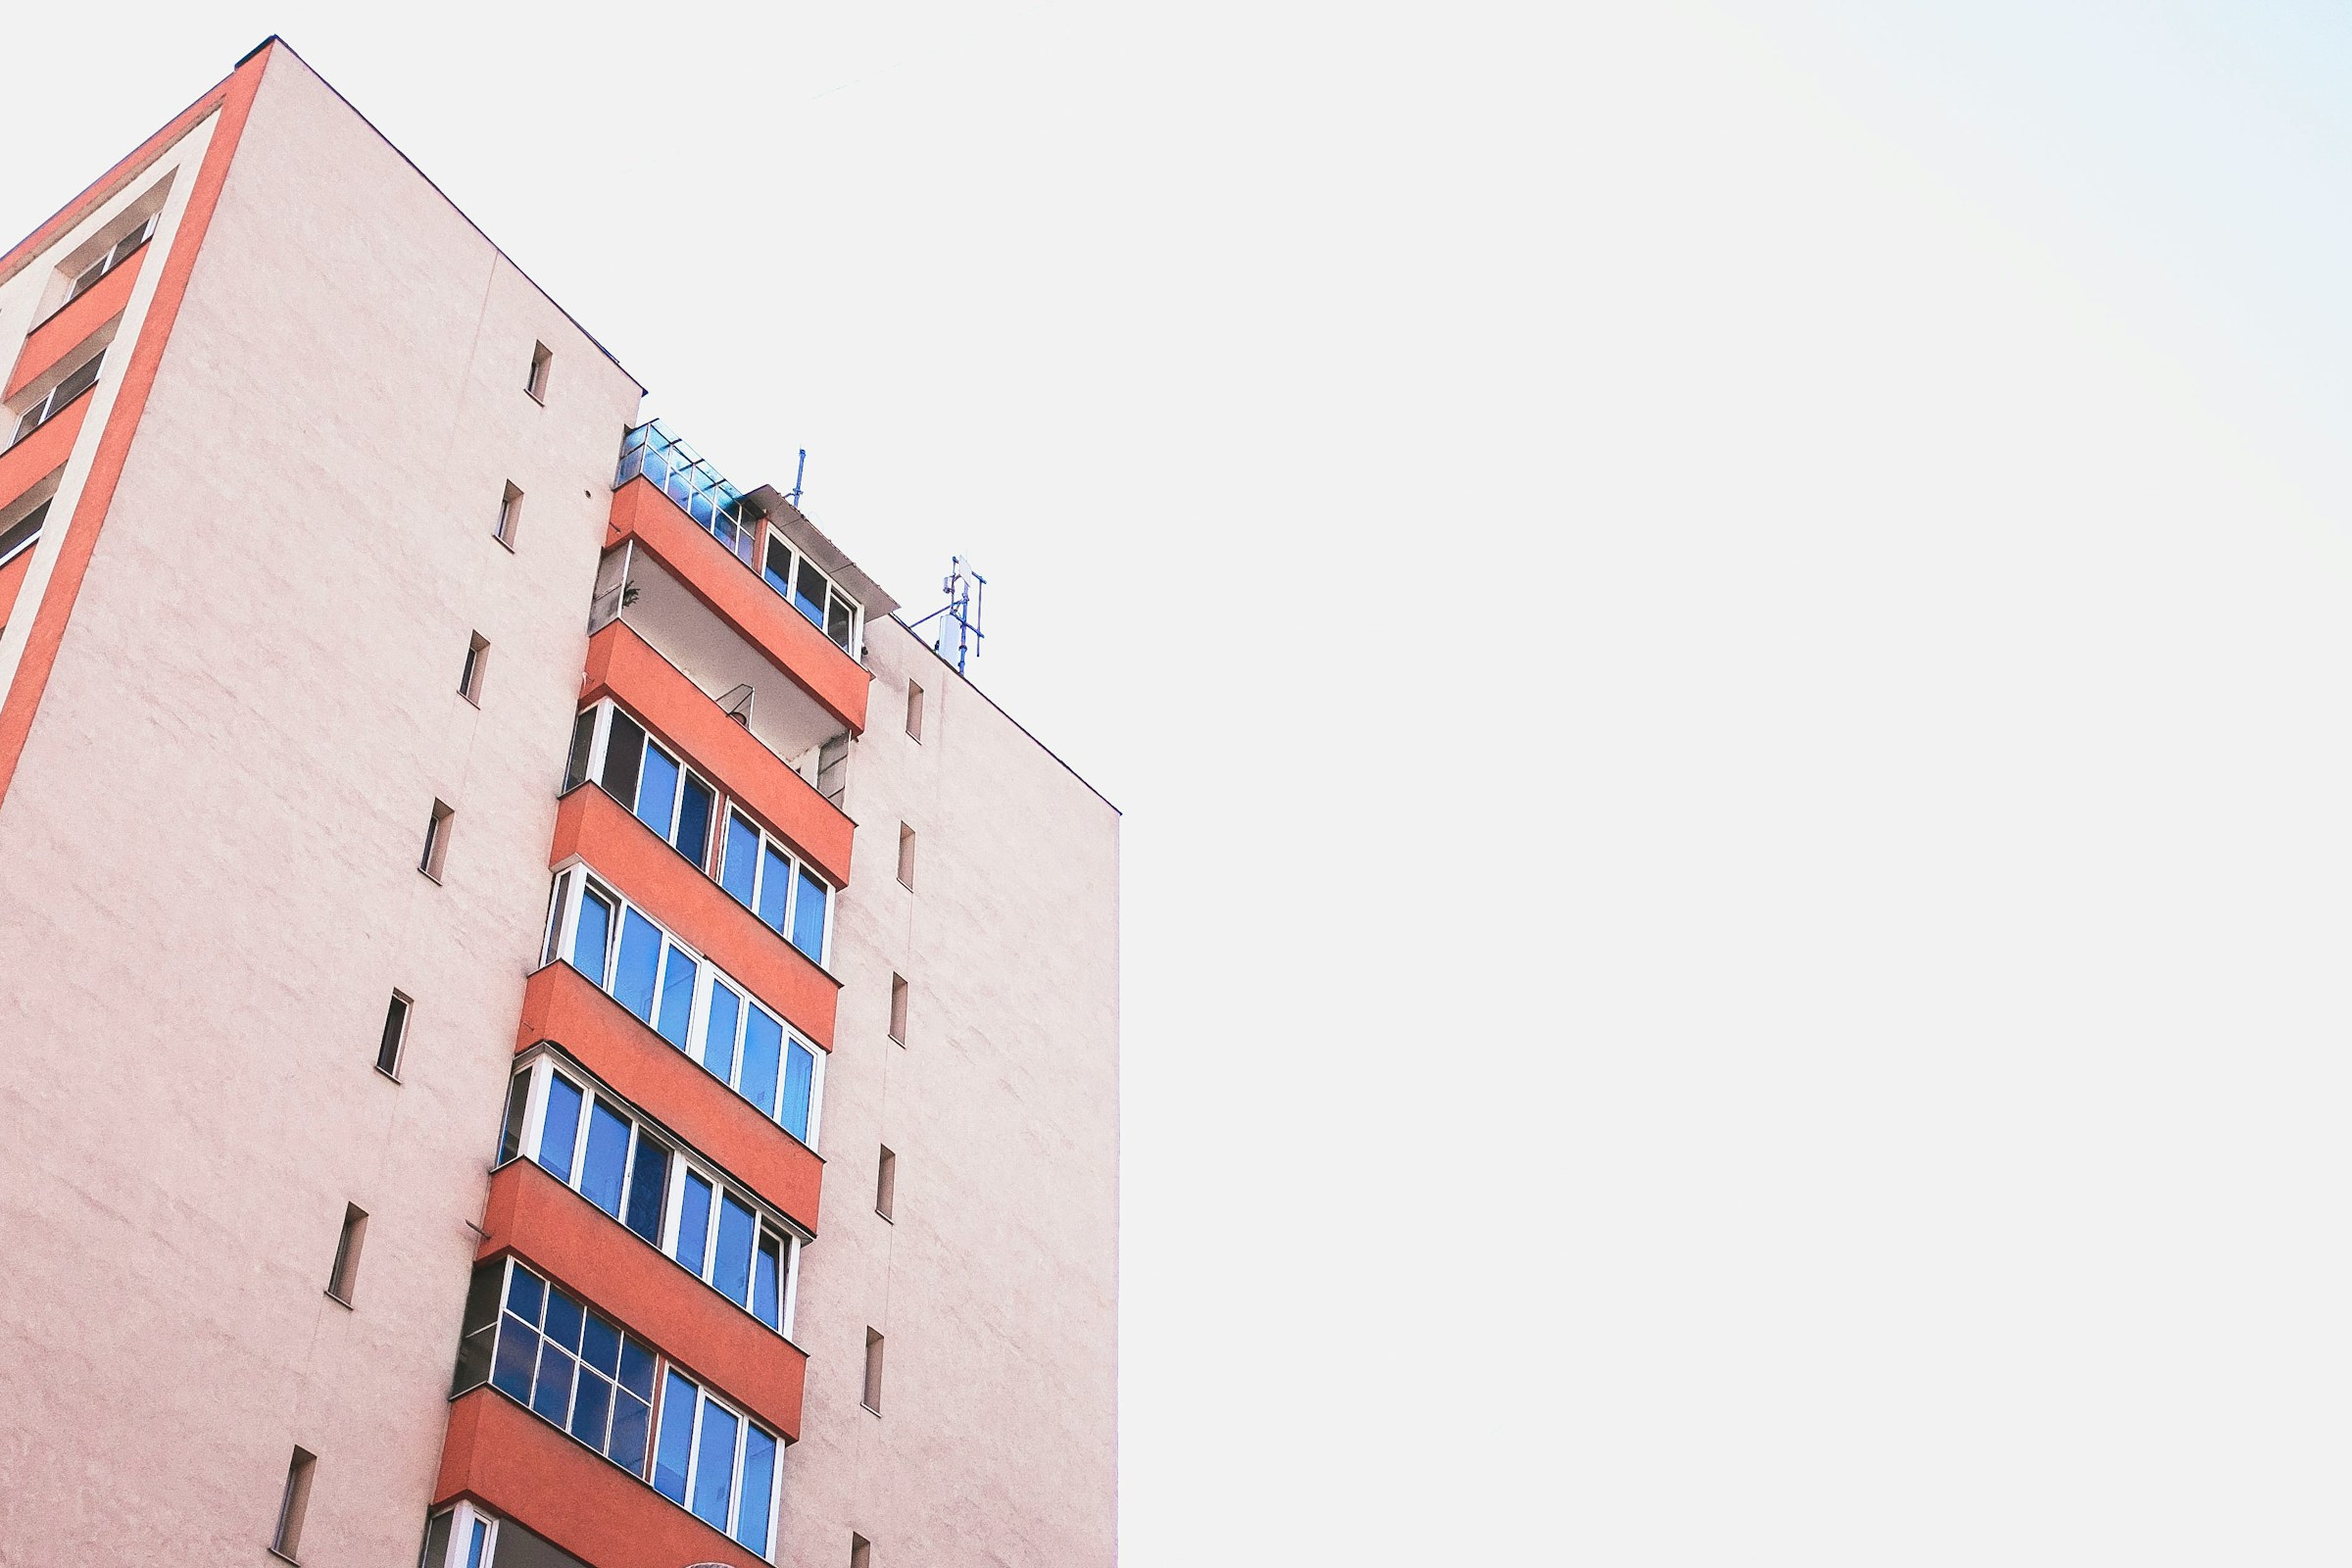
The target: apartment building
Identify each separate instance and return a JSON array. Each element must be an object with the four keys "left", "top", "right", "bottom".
[{"left": 0, "top": 38, "right": 1117, "bottom": 1568}]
